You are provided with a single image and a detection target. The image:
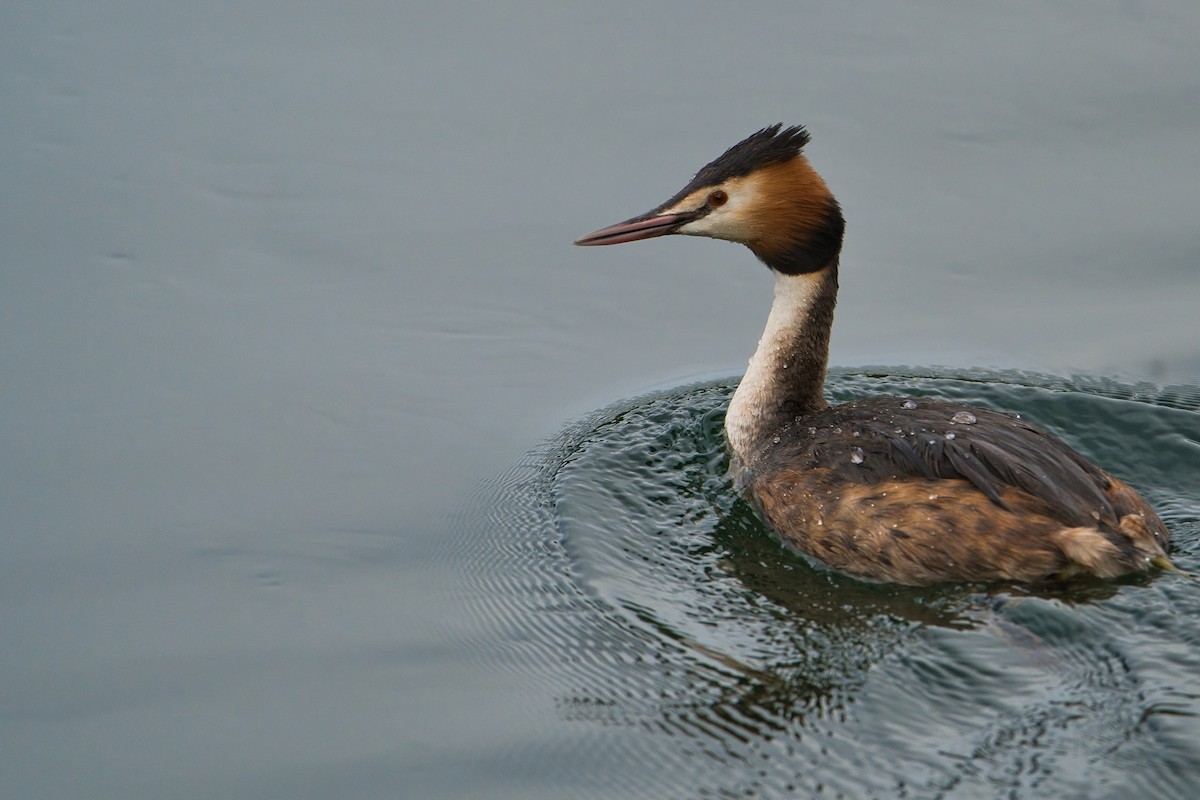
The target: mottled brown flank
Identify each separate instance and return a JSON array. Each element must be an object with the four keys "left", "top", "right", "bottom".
[{"left": 749, "top": 468, "right": 1168, "bottom": 586}]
